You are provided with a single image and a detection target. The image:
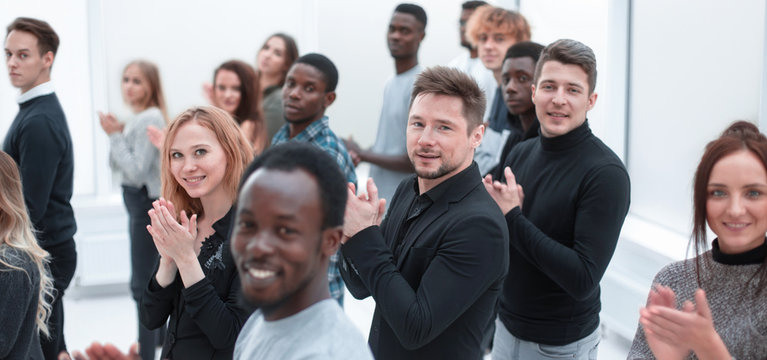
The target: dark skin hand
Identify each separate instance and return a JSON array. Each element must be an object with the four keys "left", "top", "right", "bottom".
[{"left": 344, "top": 137, "right": 414, "bottom": 172}]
